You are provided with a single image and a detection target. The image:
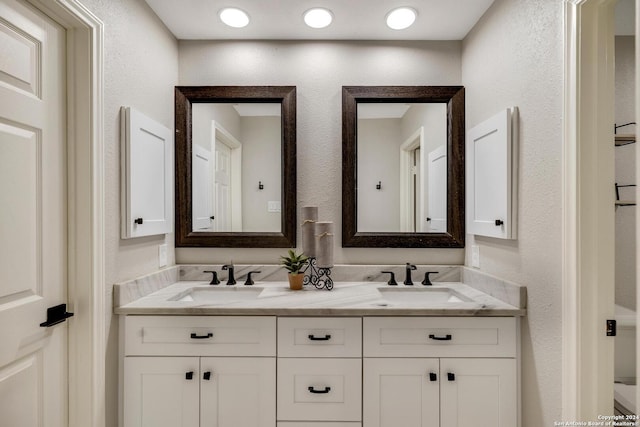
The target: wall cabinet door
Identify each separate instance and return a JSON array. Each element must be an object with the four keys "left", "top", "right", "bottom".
[
  {"left": 363, "top": 358, "right": 440, "bottom": 427},
  {"left": 466, "top": 107, "right": 518, "bottom": 239},
  {"left": 200, "top": 357, "right": 276, "bottom": 427},
  {"left": 439, "top": 358, "right": 517, "bottom": 427},
  {"left": 124, "top": 357, "right": 200, "bottom": 427}
]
